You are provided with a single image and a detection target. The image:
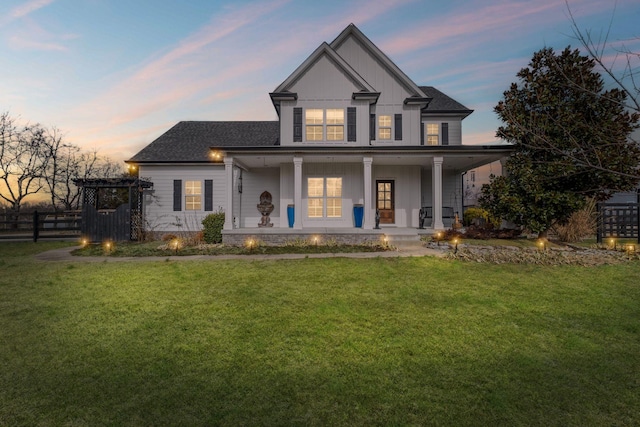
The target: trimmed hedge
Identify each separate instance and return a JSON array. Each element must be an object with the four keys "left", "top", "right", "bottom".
[{"left": 202, "top": 211, "right": 225, "bottom": 244}]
